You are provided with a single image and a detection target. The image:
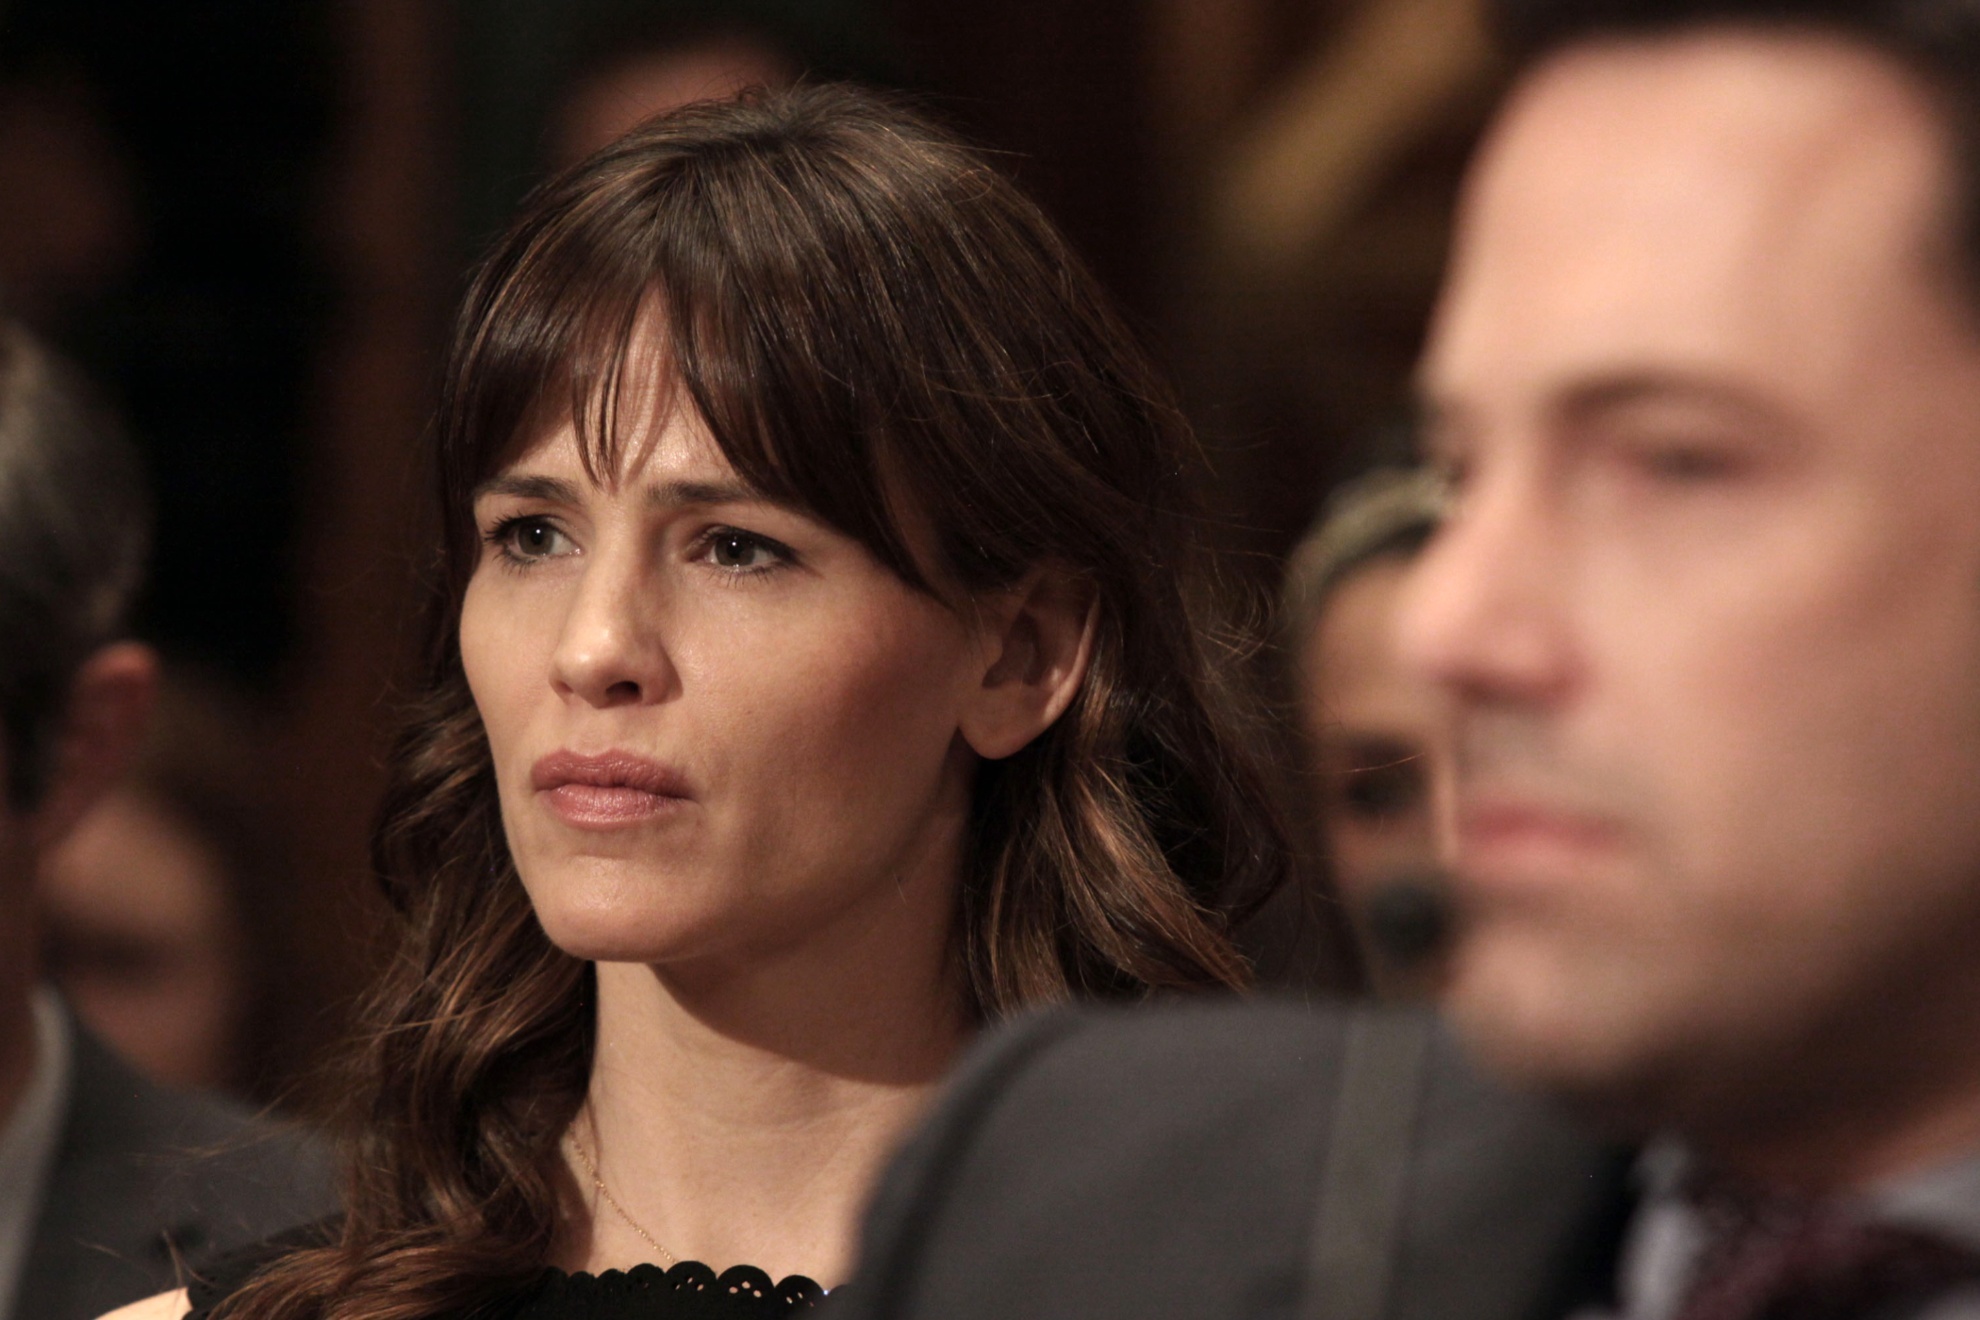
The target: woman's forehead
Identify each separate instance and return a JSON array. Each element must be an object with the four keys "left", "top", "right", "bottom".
[{"left": 493, "top": 389, "right": 743, "bottom": 496}]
